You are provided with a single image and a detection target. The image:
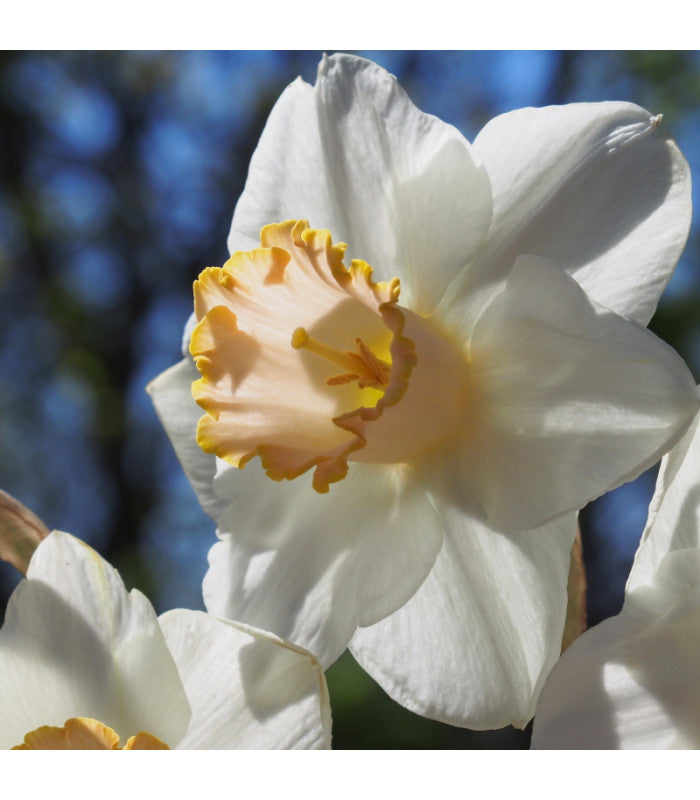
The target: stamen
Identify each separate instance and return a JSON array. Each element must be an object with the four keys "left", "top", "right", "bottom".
[{"left": 292, "top": 327, "right": 390, "bottom": 390}]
